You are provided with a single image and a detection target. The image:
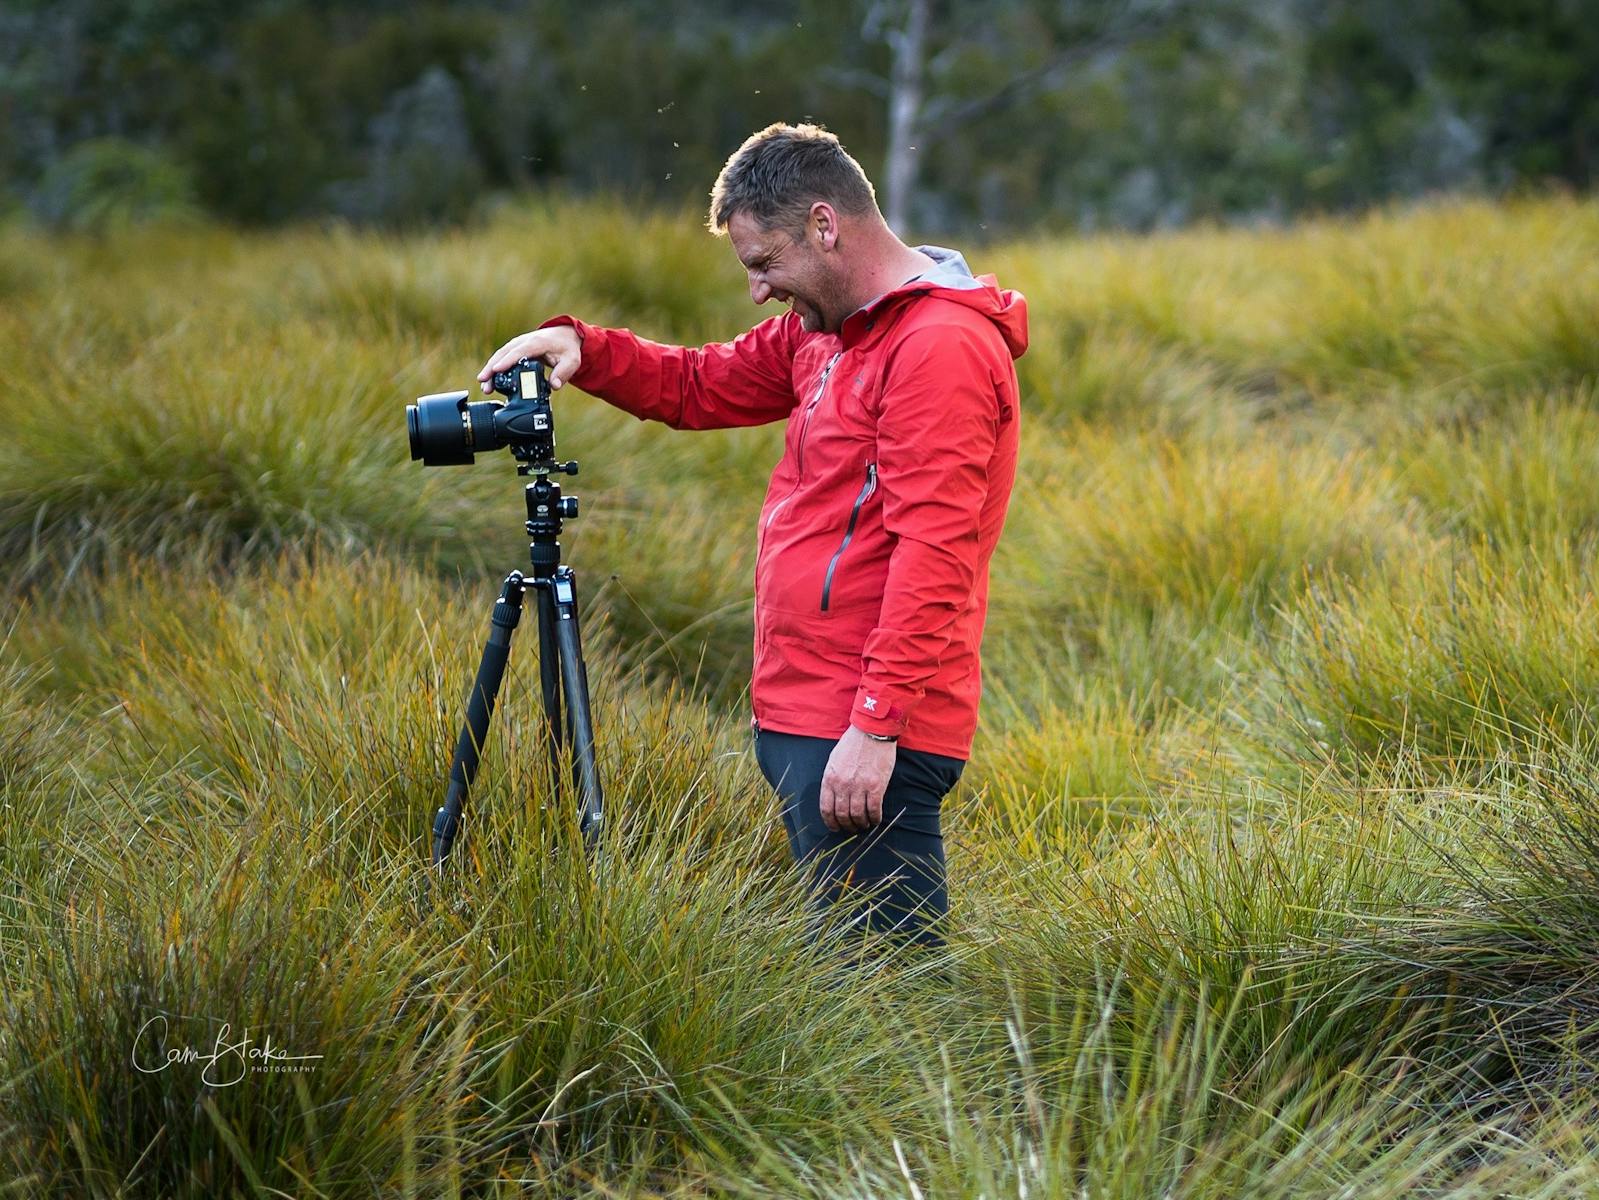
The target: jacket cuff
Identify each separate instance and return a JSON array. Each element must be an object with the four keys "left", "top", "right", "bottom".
[{"left": 850, "top": 684, "right": 911, "bottom": 737}]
